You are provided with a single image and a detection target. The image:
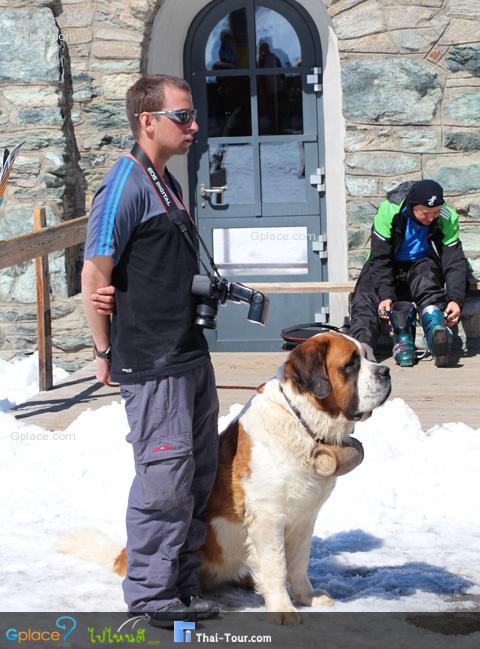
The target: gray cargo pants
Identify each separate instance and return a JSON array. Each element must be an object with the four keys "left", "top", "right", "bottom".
[{"left": 120, "top": 360, "right": 219, "bottom": 613}]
